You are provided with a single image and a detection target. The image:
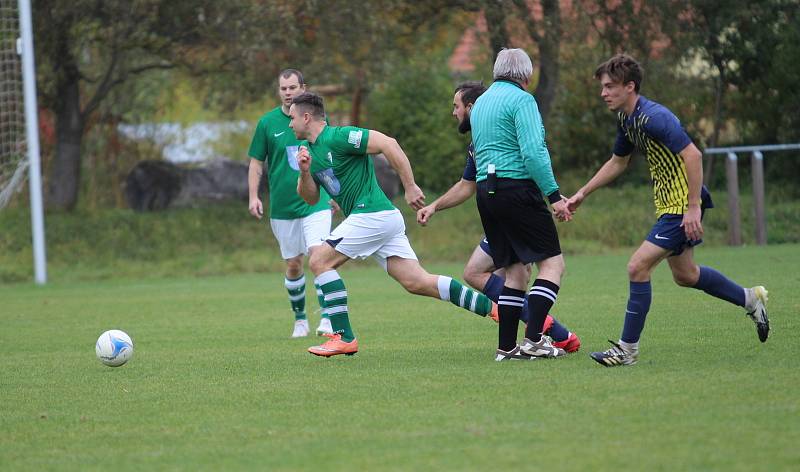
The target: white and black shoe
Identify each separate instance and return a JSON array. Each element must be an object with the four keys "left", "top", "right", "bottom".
[
  {"left": 519, "top": 336, "right": 566, "bottom": 358},
  {"left": 745, "top": 286, "right": 770, "bottom": 343},
  {"left": 495, "top": 345, "right": 538, "bottom": 361},
  {"left": 590, "top": 340, "right": 638, "bottom": 367}
]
